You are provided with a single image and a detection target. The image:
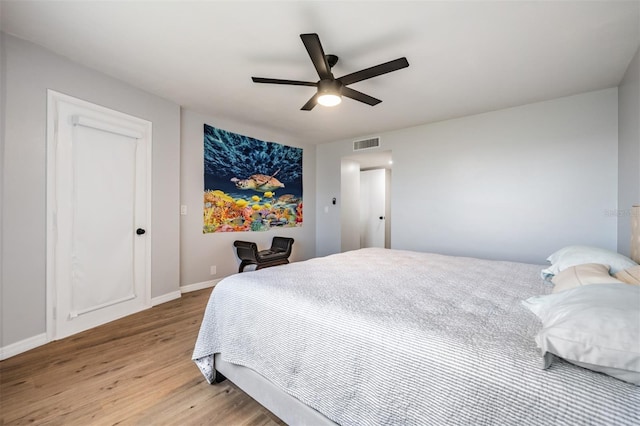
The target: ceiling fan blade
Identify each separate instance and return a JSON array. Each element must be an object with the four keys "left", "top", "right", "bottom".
[
  {"left": 252, "top": 77, "right": 317, "bottom": 87},
  {"left": 338, "top": 57, "right": 409, "bottom": 86},
  {"left": 300, "top": 33, "right": 333, "bottom": 80},
  {"left": 342, "top": 86, "right": 382, "bottom": 106},
  {"left": 301, "top": 93, "right": 318, "bottom": 111}
]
